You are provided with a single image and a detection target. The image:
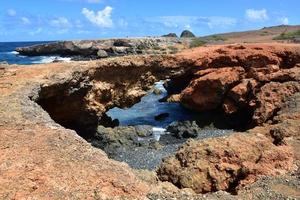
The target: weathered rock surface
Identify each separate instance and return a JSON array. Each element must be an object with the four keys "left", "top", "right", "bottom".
[
  {"left": 15, "top": 37, "right": 186, "bottom": 59},
  {"left": 1, "top": 43, "right": 300, "bottom": 199},
  {"left": 93, "top": 125, "right": 154, "bottom": 155},
  {"left": 157, "top": 133, "right": 294, "bottom": 194},
  {"left": 0, "top": 55, "right": 184, "bottom": 199},
  {"left": 176, "top": 44, "right": 300, "bottom": 126},
  {"left": 166, "top": 121, "right": 200, "bottom": 138}
]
